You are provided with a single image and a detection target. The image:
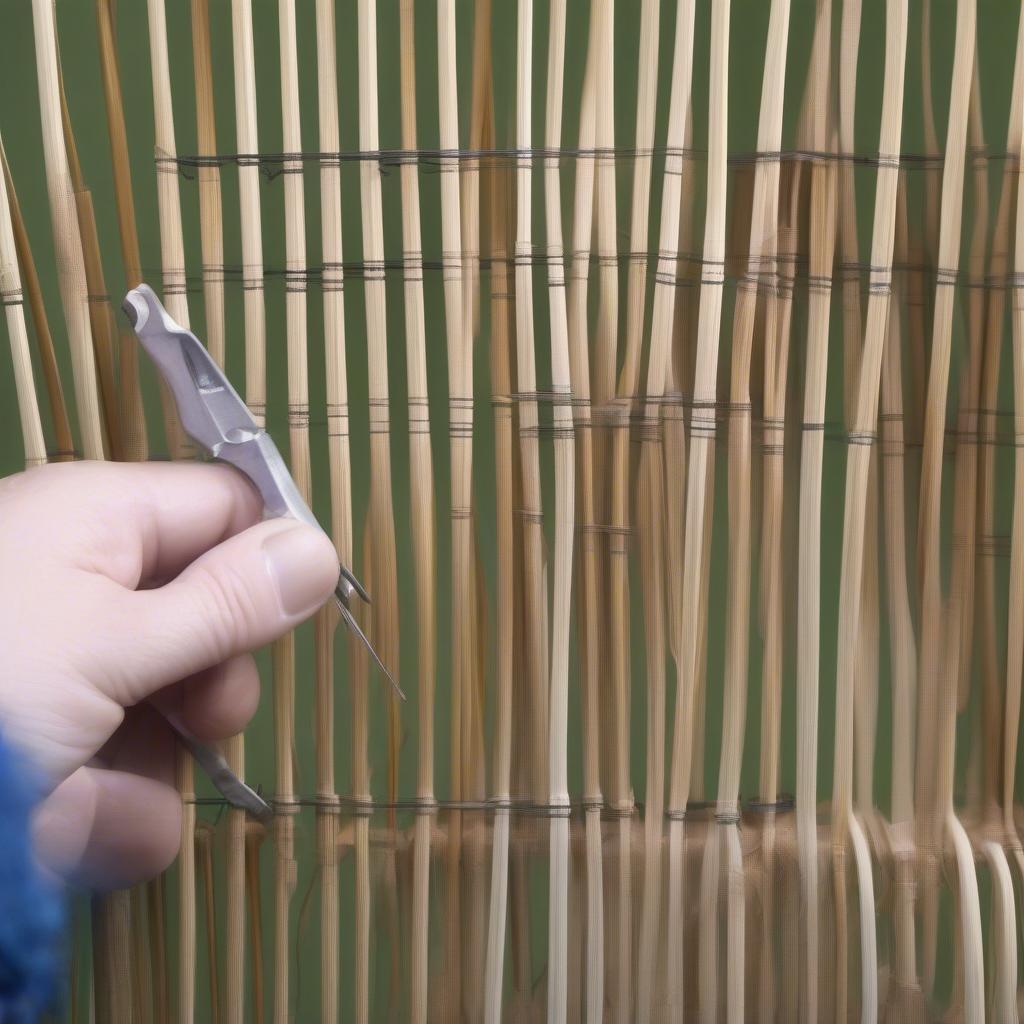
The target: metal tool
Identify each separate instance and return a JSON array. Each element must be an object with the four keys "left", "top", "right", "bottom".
[{"left": 121, "top": 284, "right": 405, "bottom": 812}]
